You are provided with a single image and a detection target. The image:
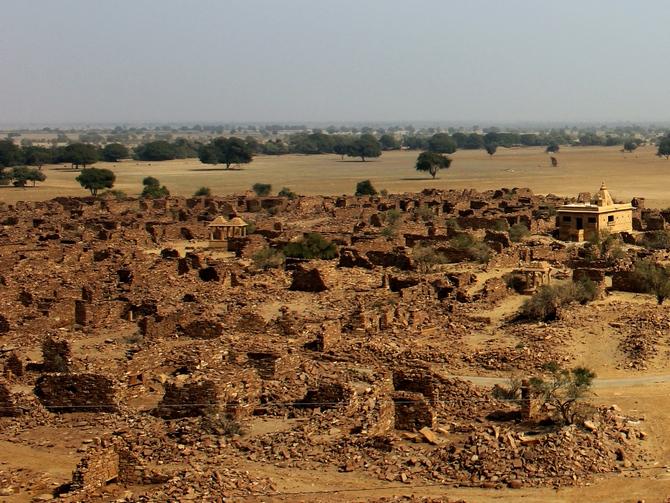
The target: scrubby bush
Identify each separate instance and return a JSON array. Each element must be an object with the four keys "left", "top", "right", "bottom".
[
  {"left": 278, "top": 187, "right": 297, "bottom": 199},
  {"left": 520, "top": 280, "right": 600, "bottom": 321},
  {"left": 141, "top": 176, "right": 170, "bottom": 198},
  {"left": 641, "top": 230, "right": 670, "bottom": 250},
  {"left": 101, "top": 189, "right": 127, "bottom": 200},
  {"left": 252, "top": 183, "right": 272, "bottom": 196},
  {"left": 252, "top": 247, "right": 285, "bottom": 269},
  {"left": 384, "top": 209, "right": 402, "bottom": 225},
  {"left": 449, "top": 234, "right": 492, "bottom": 263},
  {"left": 414, "top": 205, "right": 435, "bottom": 222},
  {"left": 283, "top": 232, "right": 338, "bottom": 260},
  {"left": 355, "top": 179, "right": 377, "bottom": 196},
  {"left": 509, "top": 223, "right": 530, "bottom": 242},
  {"left": 194, "top": 186, "right": 211, "bottom": 197},
  {"left": 445, "top": 218, "right": 461, "bottom": 231},
  {"left": 628, "top": 259, "right": 670, "bottom": 304},
  {"left": 201, "top": 409, "right": 246, "bottom": 436},
  {"left": 413, "top": 245, "right": 448, "bottom": 272}
]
